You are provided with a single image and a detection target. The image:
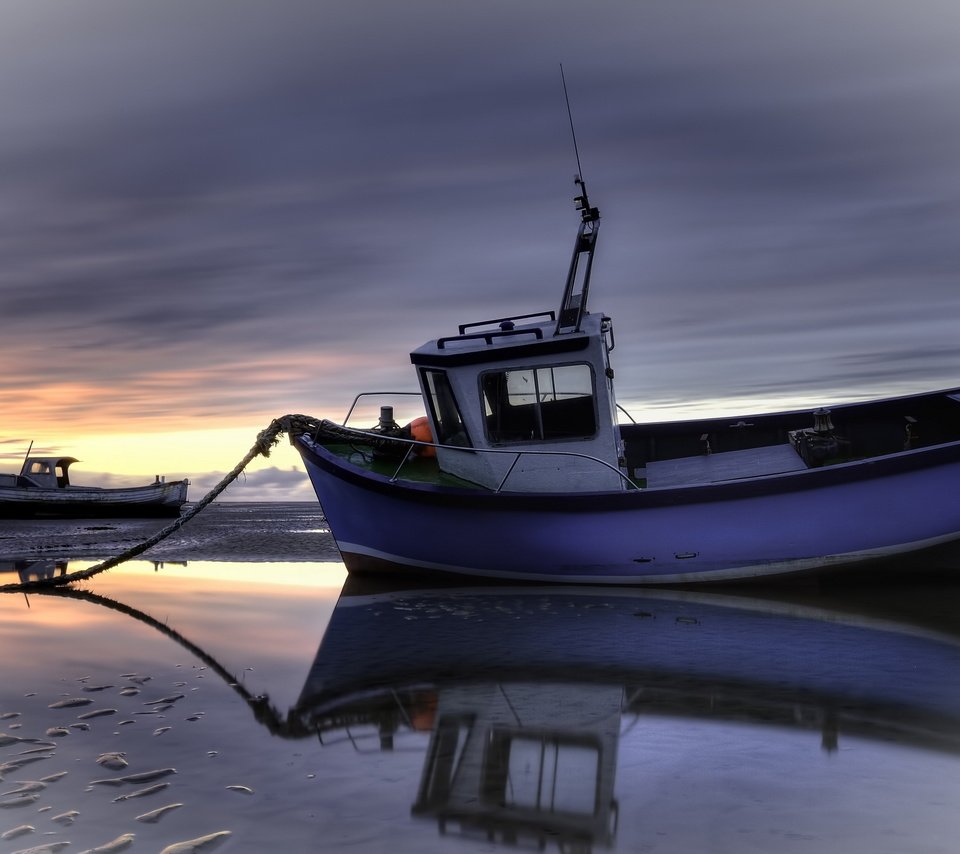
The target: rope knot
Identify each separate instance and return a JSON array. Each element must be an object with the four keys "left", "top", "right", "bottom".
[{"left": 254, "top": 420, "right": 284, "bottom": 457}]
